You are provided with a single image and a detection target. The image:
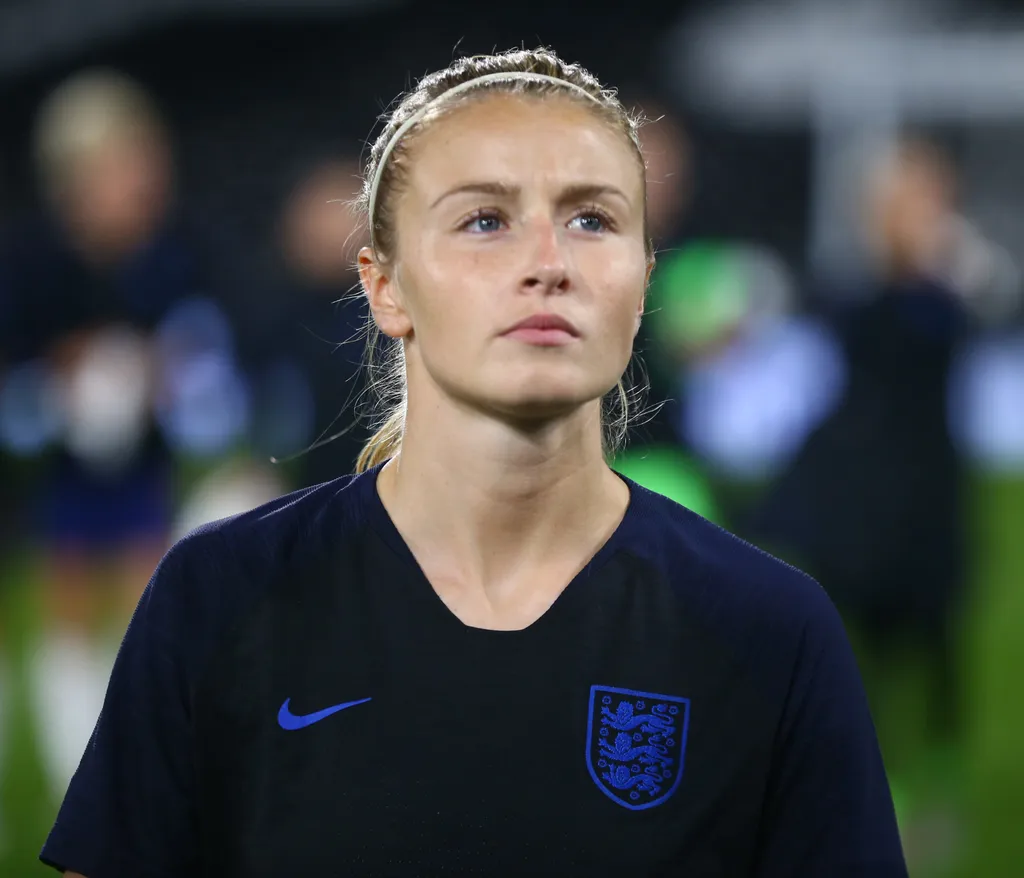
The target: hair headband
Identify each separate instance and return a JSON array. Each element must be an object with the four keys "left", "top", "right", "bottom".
[{"left": 367, "top": 72, "right": 605, "bottom": 251}]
